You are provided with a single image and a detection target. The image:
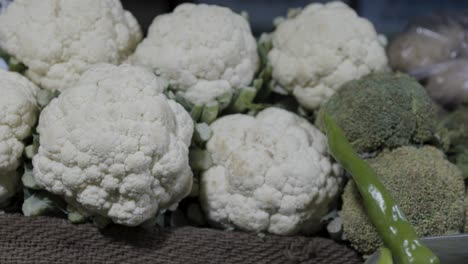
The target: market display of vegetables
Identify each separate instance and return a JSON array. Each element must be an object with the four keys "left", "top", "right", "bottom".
[{"left": 0, "top": 0, "right": 467, "bottom": 263}]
